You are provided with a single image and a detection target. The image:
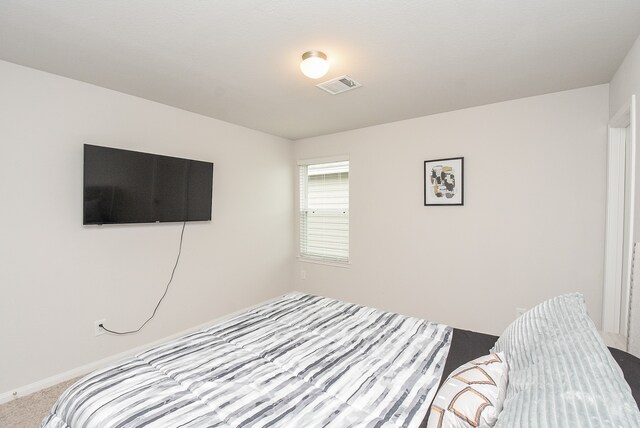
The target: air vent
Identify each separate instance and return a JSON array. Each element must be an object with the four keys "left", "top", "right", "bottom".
[{"left": 316, "top": 75, "right": 362, "bottom": 95}]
